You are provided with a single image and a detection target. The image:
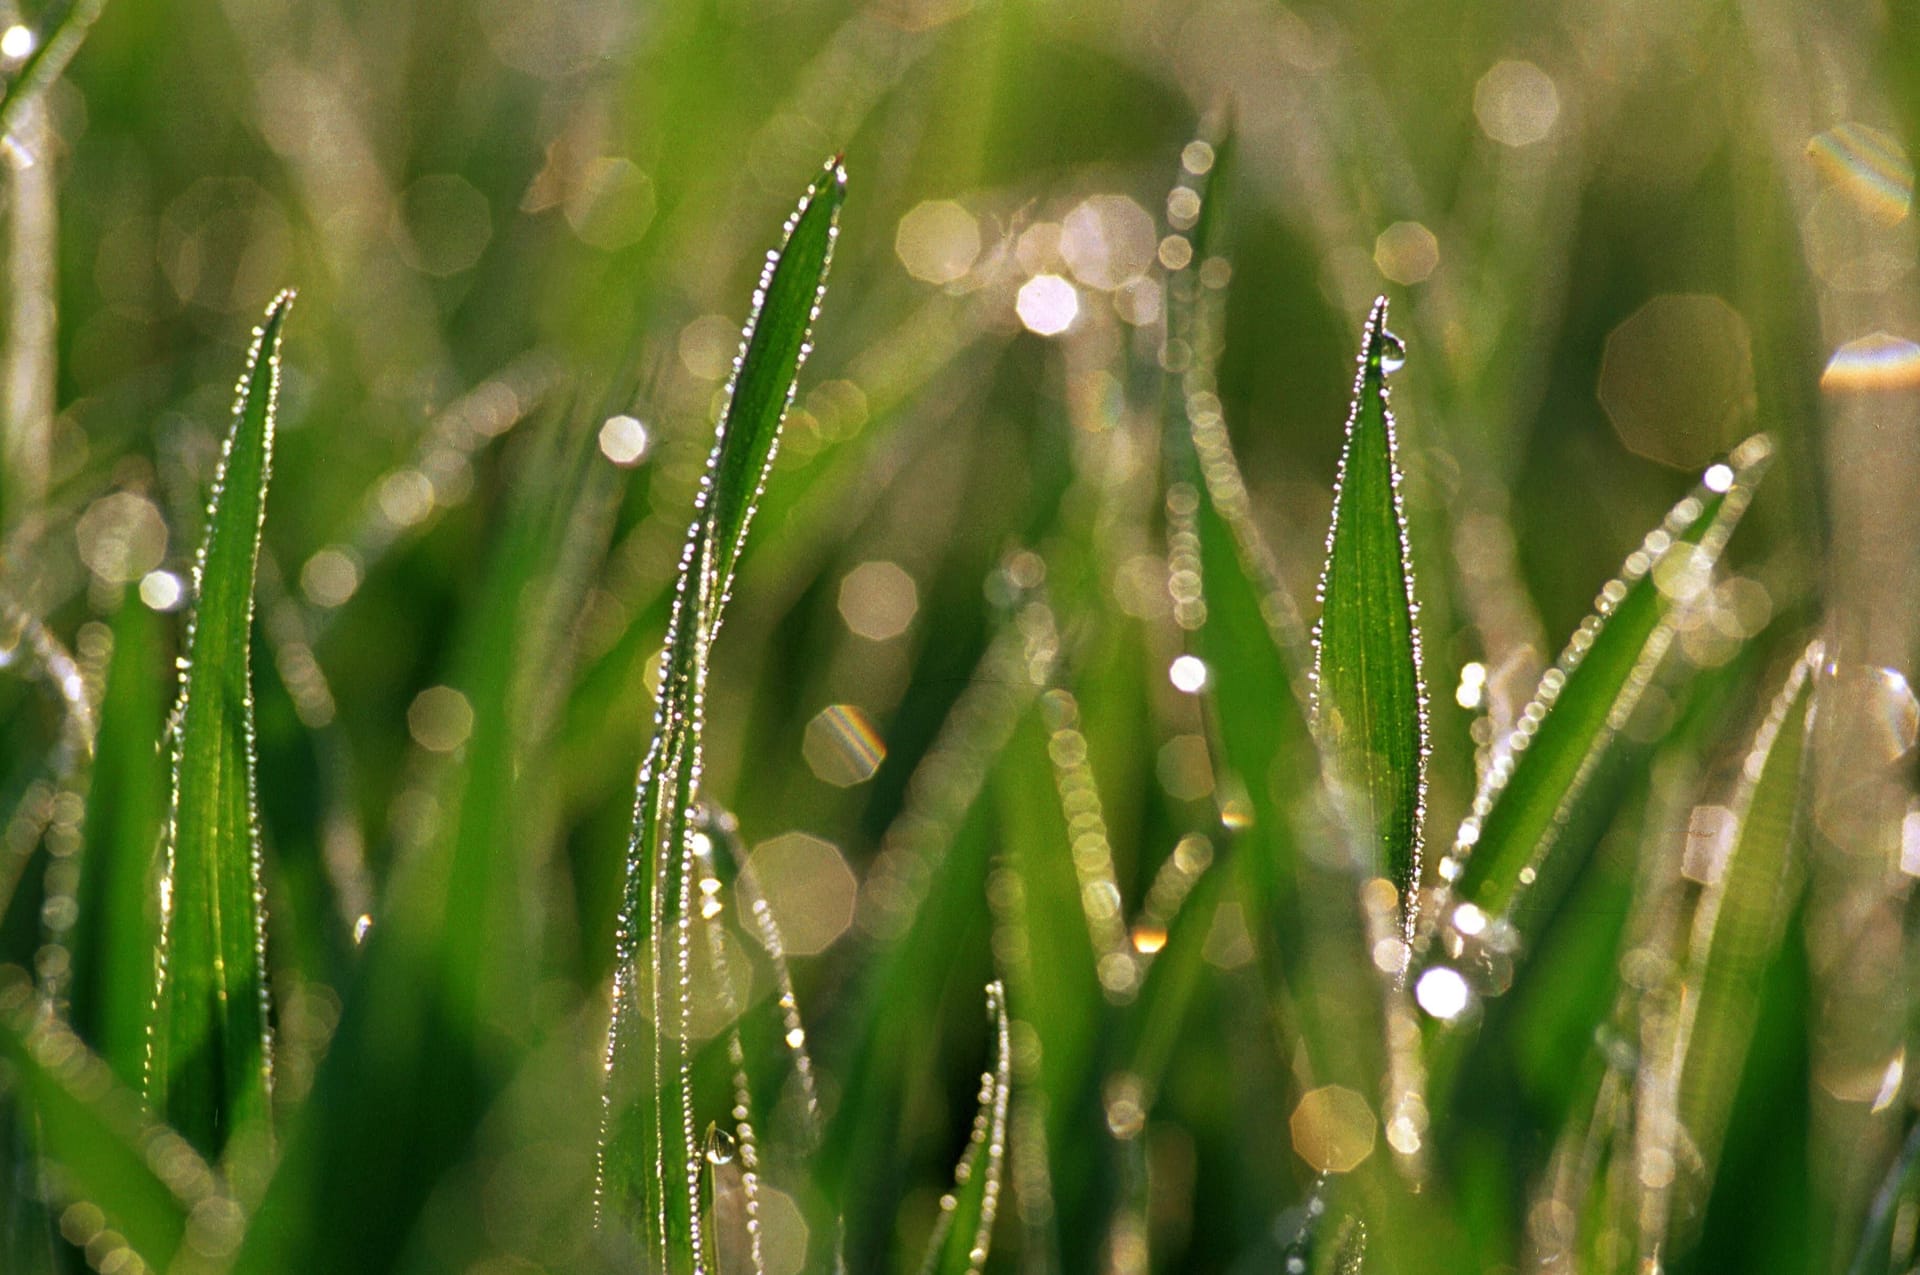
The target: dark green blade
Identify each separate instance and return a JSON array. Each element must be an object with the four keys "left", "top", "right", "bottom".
[
  {"left": 69, "top": 598, "right": 168, "bottom": 1090},
  {"left": 1312, "top": 295, "right": 1428, "bottom": 915},
  {"left": 147, "top": 290, "right": 293, "bottom": 1166},
  {"left": 600, "top": 157, "right": 844, "bottom": 1271}
]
